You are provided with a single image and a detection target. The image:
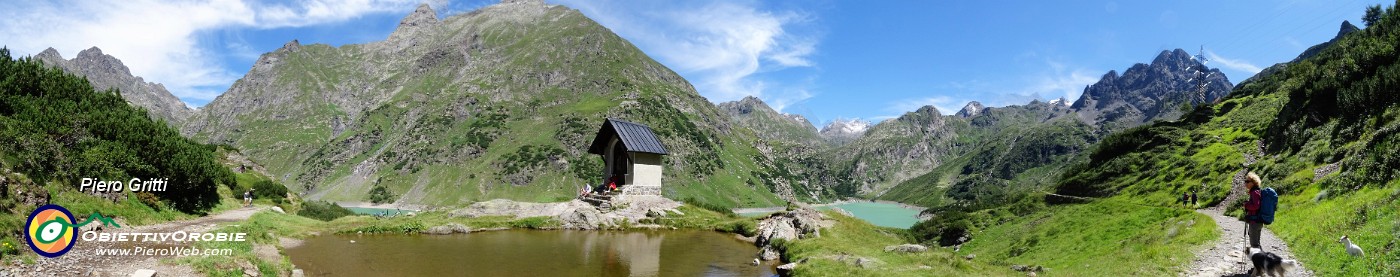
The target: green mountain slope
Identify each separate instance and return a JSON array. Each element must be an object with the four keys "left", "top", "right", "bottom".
[
  {"left": 182, "top": 1, "right": 823, "bottom": 208},
  {"left": 1056, "top": 7, "right": 1400, "bottom": 275}
]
